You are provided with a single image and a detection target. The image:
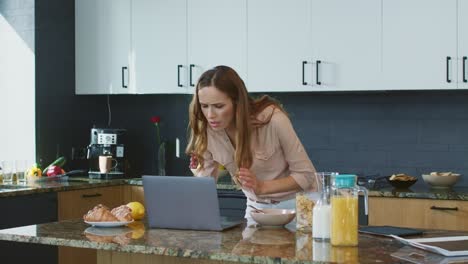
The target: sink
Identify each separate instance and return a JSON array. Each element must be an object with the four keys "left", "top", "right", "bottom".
[{"left": 0, "top": 184, "right": 35, "bottom": 192}]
